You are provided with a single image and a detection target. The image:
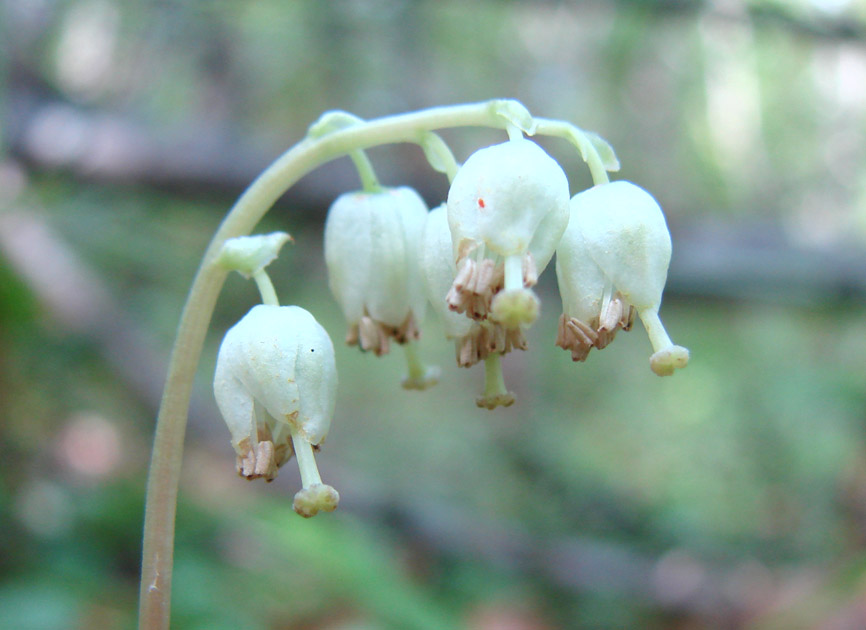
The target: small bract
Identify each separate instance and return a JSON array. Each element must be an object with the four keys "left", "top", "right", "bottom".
[
  {"left": 216, "top": 232, "right": 292, "bottom": 278},
  {"left": 213, "top": 304, "right": 339, "bottom": 517},
  {"left": 324, "top": 186, "right": 428, "bottom": 356},
  {"left": 446, "top": 138, "right": 570, "bottom": 328},
  {"left": 555, "top": 181, "right": 689, "bottom": 375}
]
